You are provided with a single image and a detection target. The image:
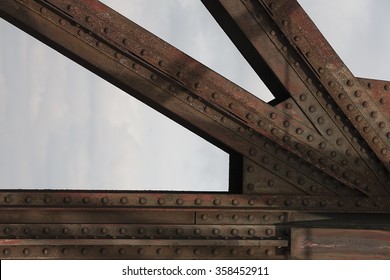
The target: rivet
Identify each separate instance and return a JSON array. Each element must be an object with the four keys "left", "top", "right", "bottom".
[
  {"left": 228, "top": 103, "right": 235, "bottom": 109},
  {"left": 3, "top": 248, "right": 10, "bottom": 256},
  {"left": 4, "top": 196, "right": 13, "bottom": 203},
  {"left": 282, "top": 46, "right": 288, "bottom": 51},
  {"left": 232, "top": 214, "right": 239, "bottom": 221},
  {"left": 175, "top": 228, "right": 183, "bottom": 235},
  {"left": 373, "top": 137, "right": 379, "bottom": 144},
  {"left": 139, "top": 197, "right": 147, "bottom": 204},
  {"left": 307, "top": 77, "right": 312, "bottom": 83},
  {"left": 248, "top": 199, "right": 255, "bottom": 205},
  {"left": 120, "top": 197, "right": 128, "bottom": 204},
  {"left": 270, "top": 30, "right": 276, "bottom": 36},
  {"left": 347, "top": 80, "right": 354, "bottom": 86},
  {"left": 271, "top": 128, "right": 277, "bottom": 135},
  {"left": 42, "top": 248, "right": 49, "bottom": 255},
  {"left": 24, "top": 228, "right": 31, "bottom": 235},
  {"left": 117, "top": 248, "right": 126, "bottom": 255},
  {"left": 23, "top": 248, "right": 30, "bottom": 255},
  {"left": 195, "top": 198, "right": 202, "bottom": 205},
  {"left": 387, "top": 132, "right": 390, "bottom": 139},
  {"left": 201, "top": 214, "right": 208, "bottom": 220},
  {"left": 132, "top": 63, "right": 140, "bottom": 70},
  {"left": 249, "top": 149, "right": 257, "bottom": 156},
  {"left": 371, "top": 111, "right": 378, "bottom": 118},
  {"left": 59, "top": 19, "right": 65, "bottom": 26},
  {"left": 194, "top": 228, "right": 201, "bottom": 235},
  {"left": 238, "top": 127, "right": 245, "bottom": 133},
  {"left": 328, "top": 81, "right": 335, "bottom": 87},
  {"left": 62, "top": 227, "right": 70, "bottom": 234},
  {"left": 356, "top": 200, "right": 363, "bottom": 207},
  {"left": 368, "top": 82, "right": 373, "bottom": 89},
  {"left": 151, "top": 74, "right": 158, "bottom": 81},
  {"left": 296, "top": 128, "right": 303, "bottom": 135},
  {"left": 138, "top": 228, "right": 145, "bottom": 234},
  {"left": 43, "top": 227, "right": 51, "bottom": 234},
  {"left": 294, "top": 61, "right": 300, "bottom": 67},
  {"left": 213, "top": 198, "right": 221, "bottom": 205},
  {"left": 4, "top": 227, "right": 11, "bottom": 234},
  {"left": 380, "top": 98, "right": 386, "bottom": 104},
  {"left": 319, "top": 142, "right": 326, "bottom": 149},
  {"left": 267, "top": 179, "right": 274, "bottom": 187},
  {"left": 299, "top": 94, "right": 307, "bottom": 101},
  {"left": 246, "top": 113, "right": 253, "bottom": 119},
  {"left": 248, "top": 229, "right": 255, "bottom": 236},
  {"left": 310, "top": 185, "right": 318, "bottom": 193},
  {"left": 270, "top": 112, "right": 277, "bottom": 119},
  {"left": 212, "top": 229, "right": 220, "bottom": 235},
  {"left": 156, "top": 248, "right": 164, "bottom": 255},
  {"left": 381, "top": 149, "right": 388, "bottom": 155},
  {"left": 77, "top": 29, "right": 84, "bottom": 36},
  {"left": 309, "top": 106, "right": 316, "bottom": 112},
  {"left": 158, "top": 198, "right": 165, "bottom": 205},
  {"left": 140, "top": 49, "right": 146, "bottom": 56},
  {"left": 265, "top": 228, "right": 273, "bottom": 236},
  {"left": 266, "top": 199, "right": 273, "bottom": 205},
  {"left": 363, "top": 126, "right": 370, "bottom": 133},
  {"left": 62, "top": 248, "right": 69, "bottom": 255},
  {"left": 176, "top": 198, "right": 184, "bottom": 205},
  {"left": 194, "top": 249, "right": 201, "bottom": 255},
  {"left": 294, "top": 36, "right": 300, "bottom": 41},
  {"left": 25, "top": 196, "right": 32, "bottom": 204},
  {"left": 101, "top": 228, "right": 108, "bottom": 235},
  {"left": 230, "top": 249, "right": 238, "bottom": 255},
  {"left": 247, "top": 183, "right": 255, "bottom": 191},
  {"left": 82, "top": 228, "right": 89, "bottom": 234},
  {"left": 232, "top": 199, "right": 239, "bottom": 205},
  {"left": 307, "top": 135, "right": 314, "bottom": 142},
  {"left": 326, "top": 129, "right": 333, "bottom": 136},
  {"left": 81, "top": 248, "right": 89, "bottom": 255},
  {"left": 265, "top": 249, "right": 273, "bottom": 256},
  {"left": 66, "top": 4, "right": 73, "bottom": 11},
  {"left": 101, "top": 197, "right": 109, "bottom": 204},
  {"left": 302, "top": 199, "right": 309, "bottom": 206},
  {"left": 194, "top": 82, "right": 200, "bottom": 89},
  {"left": 362, "top": 101, "right": 369, "bottom": 108},
  {"left": 217, "top": 214, "right": 224, "bottom": 220},
  {"left": 284, "top": 199, "right": 292, "bottom": 206},
  {"left": 262, "top": 157, "right": 270, "bottom": 164},
  {"left": 318, "top": 67, "right": 324, "bottom": 73},
  {"left": 82, "top": 197, "right": 89, "bottom": 204},
  {"left": 282, "top": 135, "right": 291, "bottom": 143},
  {"left": 212, "top": 249, "right": 219, "bottom": 255},
  {"left": 247, "top": 249, "right": 255, "bottom": 255},
  {"left": 119, "top": 228, "right": 127, "bottom": 234},
  {"left": 170, "top": 248, "right": 181, "bottom": 256},
  {"left": 258, "top": 120, "right": 264, "bottom": 127}
]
